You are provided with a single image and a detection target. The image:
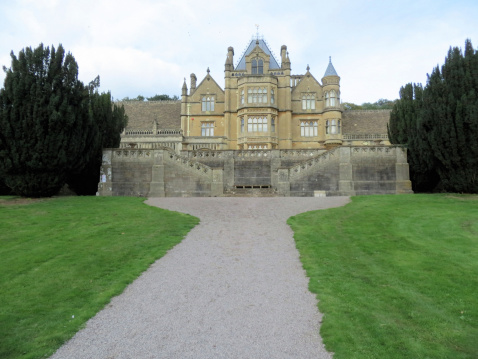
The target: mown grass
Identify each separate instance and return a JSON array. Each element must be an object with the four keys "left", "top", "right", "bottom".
[
  {"left": 289, "top": 194, "right": 478, "bottom": 359},
  {"left": 0, "top": 196, "right": 199, "bottom": 359}
]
